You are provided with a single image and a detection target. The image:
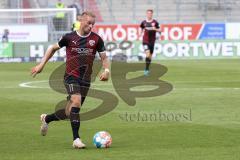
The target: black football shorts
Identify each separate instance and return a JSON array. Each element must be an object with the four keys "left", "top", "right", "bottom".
[{"left": 143, "top": 43, "right": 155, "bottom": 54}]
